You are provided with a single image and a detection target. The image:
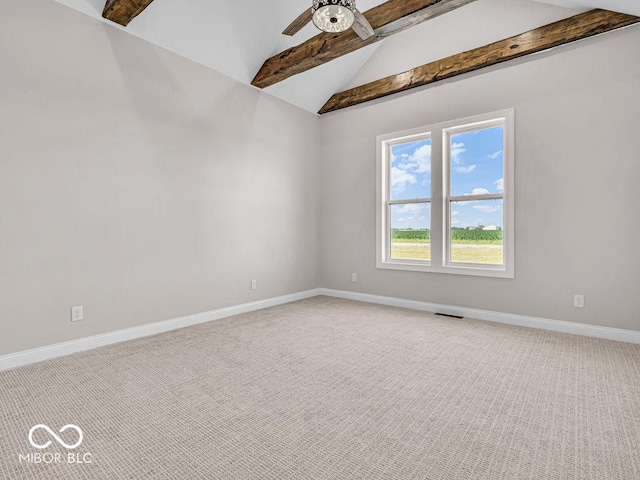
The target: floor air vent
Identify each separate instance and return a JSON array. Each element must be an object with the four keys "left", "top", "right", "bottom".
[{"left": 435, "top": 313, "right": 464, "bottom": 319}]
